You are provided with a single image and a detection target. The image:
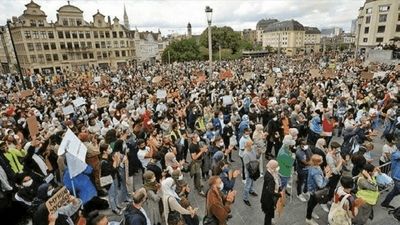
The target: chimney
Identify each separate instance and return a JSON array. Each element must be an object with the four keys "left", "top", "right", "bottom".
[{"left": 107, "top": 16, "right": 111, "bottom": 25}]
